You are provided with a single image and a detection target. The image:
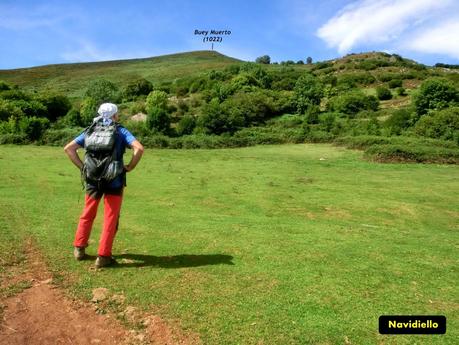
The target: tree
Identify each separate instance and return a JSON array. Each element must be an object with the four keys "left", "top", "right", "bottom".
[
  {"left": 176, "top": 115, "right": 196, "bottom": 136},
  {"left": 39, "top": 93, "right": 71, "bottom": 121},
  {"left": 255, "top": 55, "right": 271, "bottom": 64},
  {"left": 123, "top": 78, "right": 153, "bottom": 100},
  {"left": 80, "top": 97, "right": 98, "bottom": 125},
  {"left": 306, "top": 57, "right": 313, "bottom": 64},
  {"left": 145, "top": 90, "right": 168, "bottom": 113},
  {"left": 413, "top": 78, "right": 459, "bottom": 117},
  {"left": 197, "top": 98, "right": 244, "bottom": 135},
  {"left": 147, "top": 106, "right": 171, "bottom": 134},
  {"left": 222, "top": 91, "right": 276, "bottom": 126},
  {"left": 293, "top": 74, "right": 324, "bottom": 114},
  {"left": 85, "top": 79, "right": 119, "bottom": 104}
]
